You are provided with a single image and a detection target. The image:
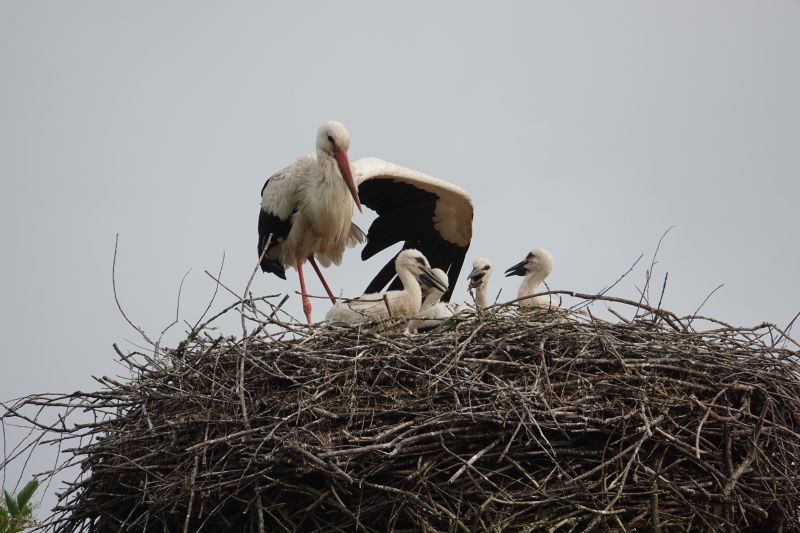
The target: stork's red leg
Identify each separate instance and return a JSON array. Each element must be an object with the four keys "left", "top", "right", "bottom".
[
  {"left": 308, "top": 256, "right": 337, "bottom": 305},
  {"left": 297, "top": 260, "right": 313, "bottom": 325}
]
